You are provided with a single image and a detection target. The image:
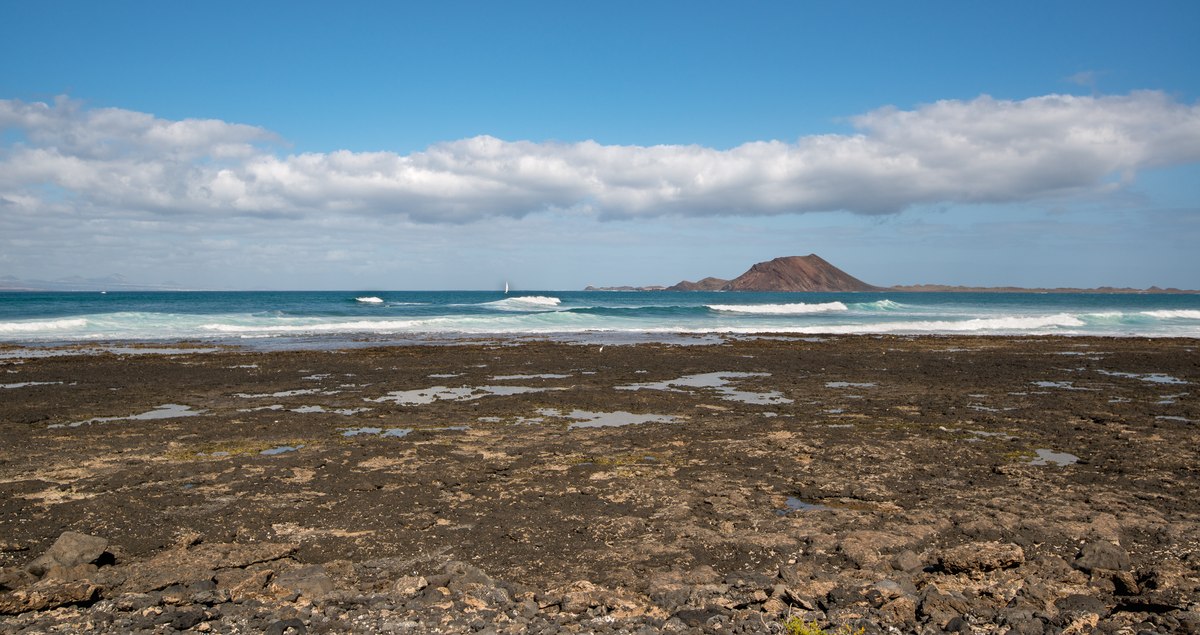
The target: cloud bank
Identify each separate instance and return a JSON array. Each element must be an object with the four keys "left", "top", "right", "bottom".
[{"left": 2, "top": 91, "right": 1199, "bottom": 223}]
